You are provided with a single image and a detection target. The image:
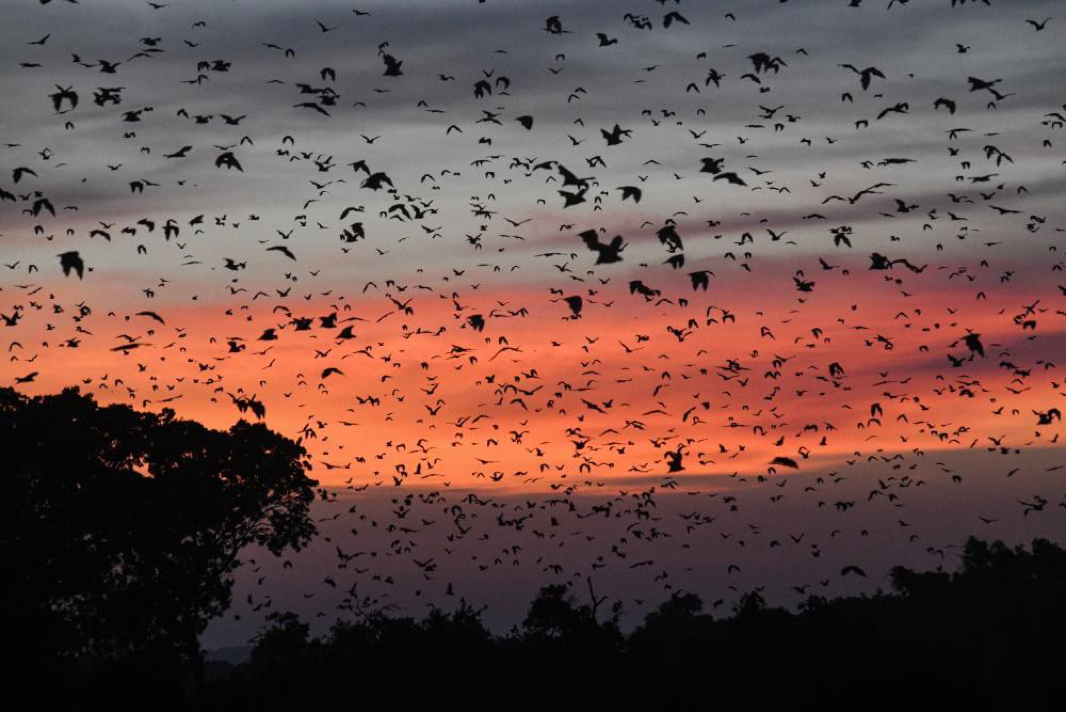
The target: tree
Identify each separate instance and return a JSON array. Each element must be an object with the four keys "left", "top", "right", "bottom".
[
  {"left": 519, "top": 583, "right": 623, "bottom": 663},
  {"left": 249, "top": 611, "right": 312, "bottom": 673},
  {"left": 522, "top": 584, "right": 594, "bottom": 639},
  {"left": 0, "top": 386, "right": 318, "bottom": 688}
]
